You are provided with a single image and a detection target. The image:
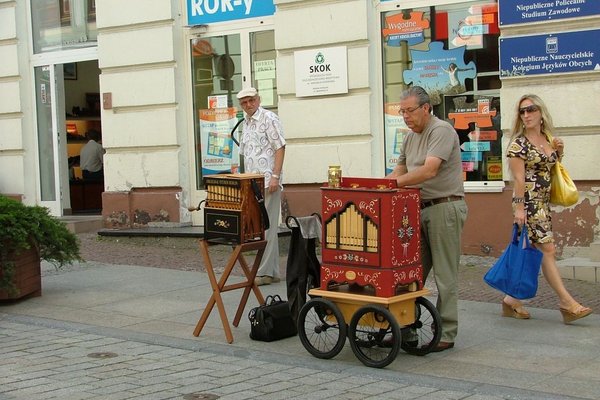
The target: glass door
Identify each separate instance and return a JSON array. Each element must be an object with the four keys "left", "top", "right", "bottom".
[
  {"left": 190, "top": 28, "right": 277, "bottom": 190},
  {"left": 34, "top": 64, "right": 68, "bottom": 215},
  {"left": 191, "top": 33, "right": 243, "bottom": 186}
]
